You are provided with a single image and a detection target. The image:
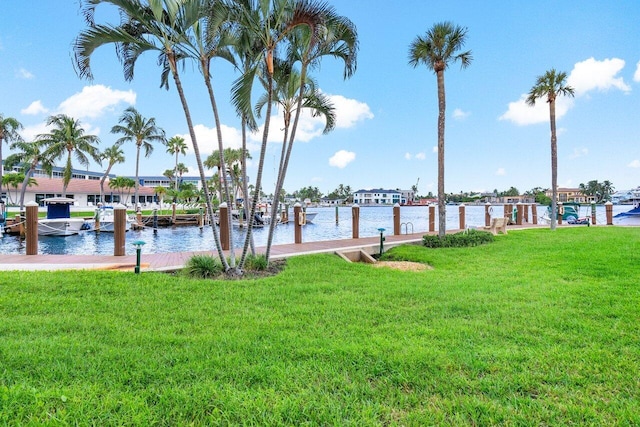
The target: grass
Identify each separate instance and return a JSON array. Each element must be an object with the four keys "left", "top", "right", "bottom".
[{"left": 1, "top": 227, "right": 639, "bottom": 425}]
